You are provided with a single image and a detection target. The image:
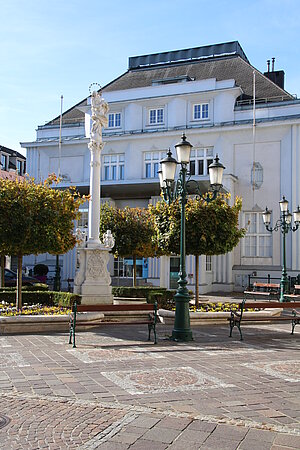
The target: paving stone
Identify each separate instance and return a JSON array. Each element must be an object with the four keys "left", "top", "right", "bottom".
[
  {"left": 142, "top": 426, "right": 181, "bottom": 444},
  {"left": 209, "top": 423, "right": 248, "bottom": 440},
  {"left": 199, "top": 437, "right": 240, "bottom": 449},
  {"left": 238, "top": 439, "right": 274, "bottom": 450},
  {"left": 245, "top": 428, "right": 276, "bottom": 442},
  {"left": 273, "top": 433, "right": 300, "bottom": 448},
  {"left": 129, "top": 439, "right": 168, "bottom": 450},
  {"left": 187, "top": 420, "right": 217, "bottom": 433}
]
